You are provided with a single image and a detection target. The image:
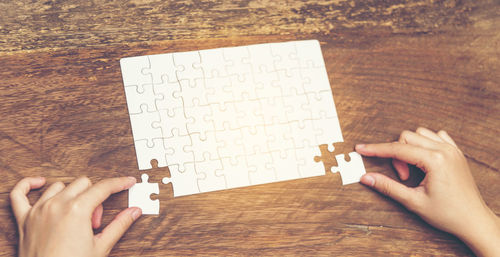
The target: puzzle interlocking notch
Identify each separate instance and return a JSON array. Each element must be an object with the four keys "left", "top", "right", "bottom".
[{"left": 122, "top": 40, "right": 366, "bottom": 214}]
